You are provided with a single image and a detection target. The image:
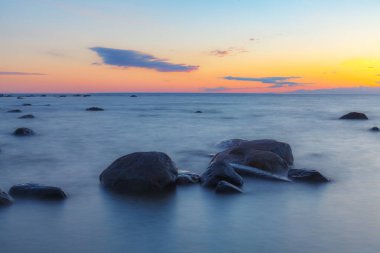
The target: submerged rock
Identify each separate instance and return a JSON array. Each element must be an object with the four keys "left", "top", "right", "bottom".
[
  {"left": 19, "top": 114, "right": 35, "bottom": 119},
  {"left": 370, "top": 126, "right": 380, "bottom": 132},
  {"left": 100, "top": 152, "right": 178, "bottom": 193},
  {"left": 0, "top": 189, "right": 13, "bottom": 206},
  {"left": 176, "top": 171, "right": 201, "bottom": 185},
  {"left": 215, "top": 180, "right": 243, "bottom": 194},
  {"left": 339, "top": 112, "right": 368, "bottom": 120},
  {"left": 13, "top": 127, "right": 35, "bottom": 136},
  {"left": 201, "top": 161, "right": 243, "bottom": 188},
  {"left": 288, "top": 169, "right": 329, "bottom": 183},
  {"left": 86, "top": 107, "right": 104, "bottom": 111},
  {"left": 9, "top": 183, "right": 66, "bottom": 200},
  {"left": 7, "top": 109, "right": 22, "bottom": 113},
  {"left": 215, "top": 139, "right": 247, "bottom": 149}
]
